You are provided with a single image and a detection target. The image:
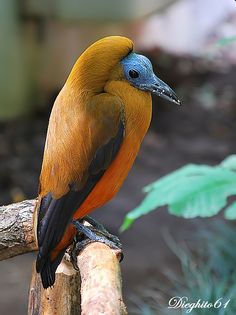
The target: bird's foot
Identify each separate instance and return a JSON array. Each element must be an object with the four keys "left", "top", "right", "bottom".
[
  {"left": 70, "top": 218, "right": 123, "bottom": 270},
  {"left": 83, "top": 216, "right": 122, "bottom": 246}
]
